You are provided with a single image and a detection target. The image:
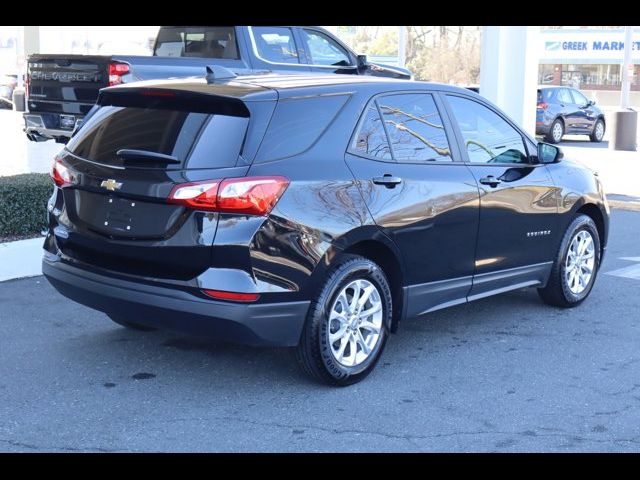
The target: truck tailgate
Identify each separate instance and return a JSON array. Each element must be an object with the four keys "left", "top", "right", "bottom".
[{"left": 27, "top": 54, "right": 111, "bottom": 118}]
